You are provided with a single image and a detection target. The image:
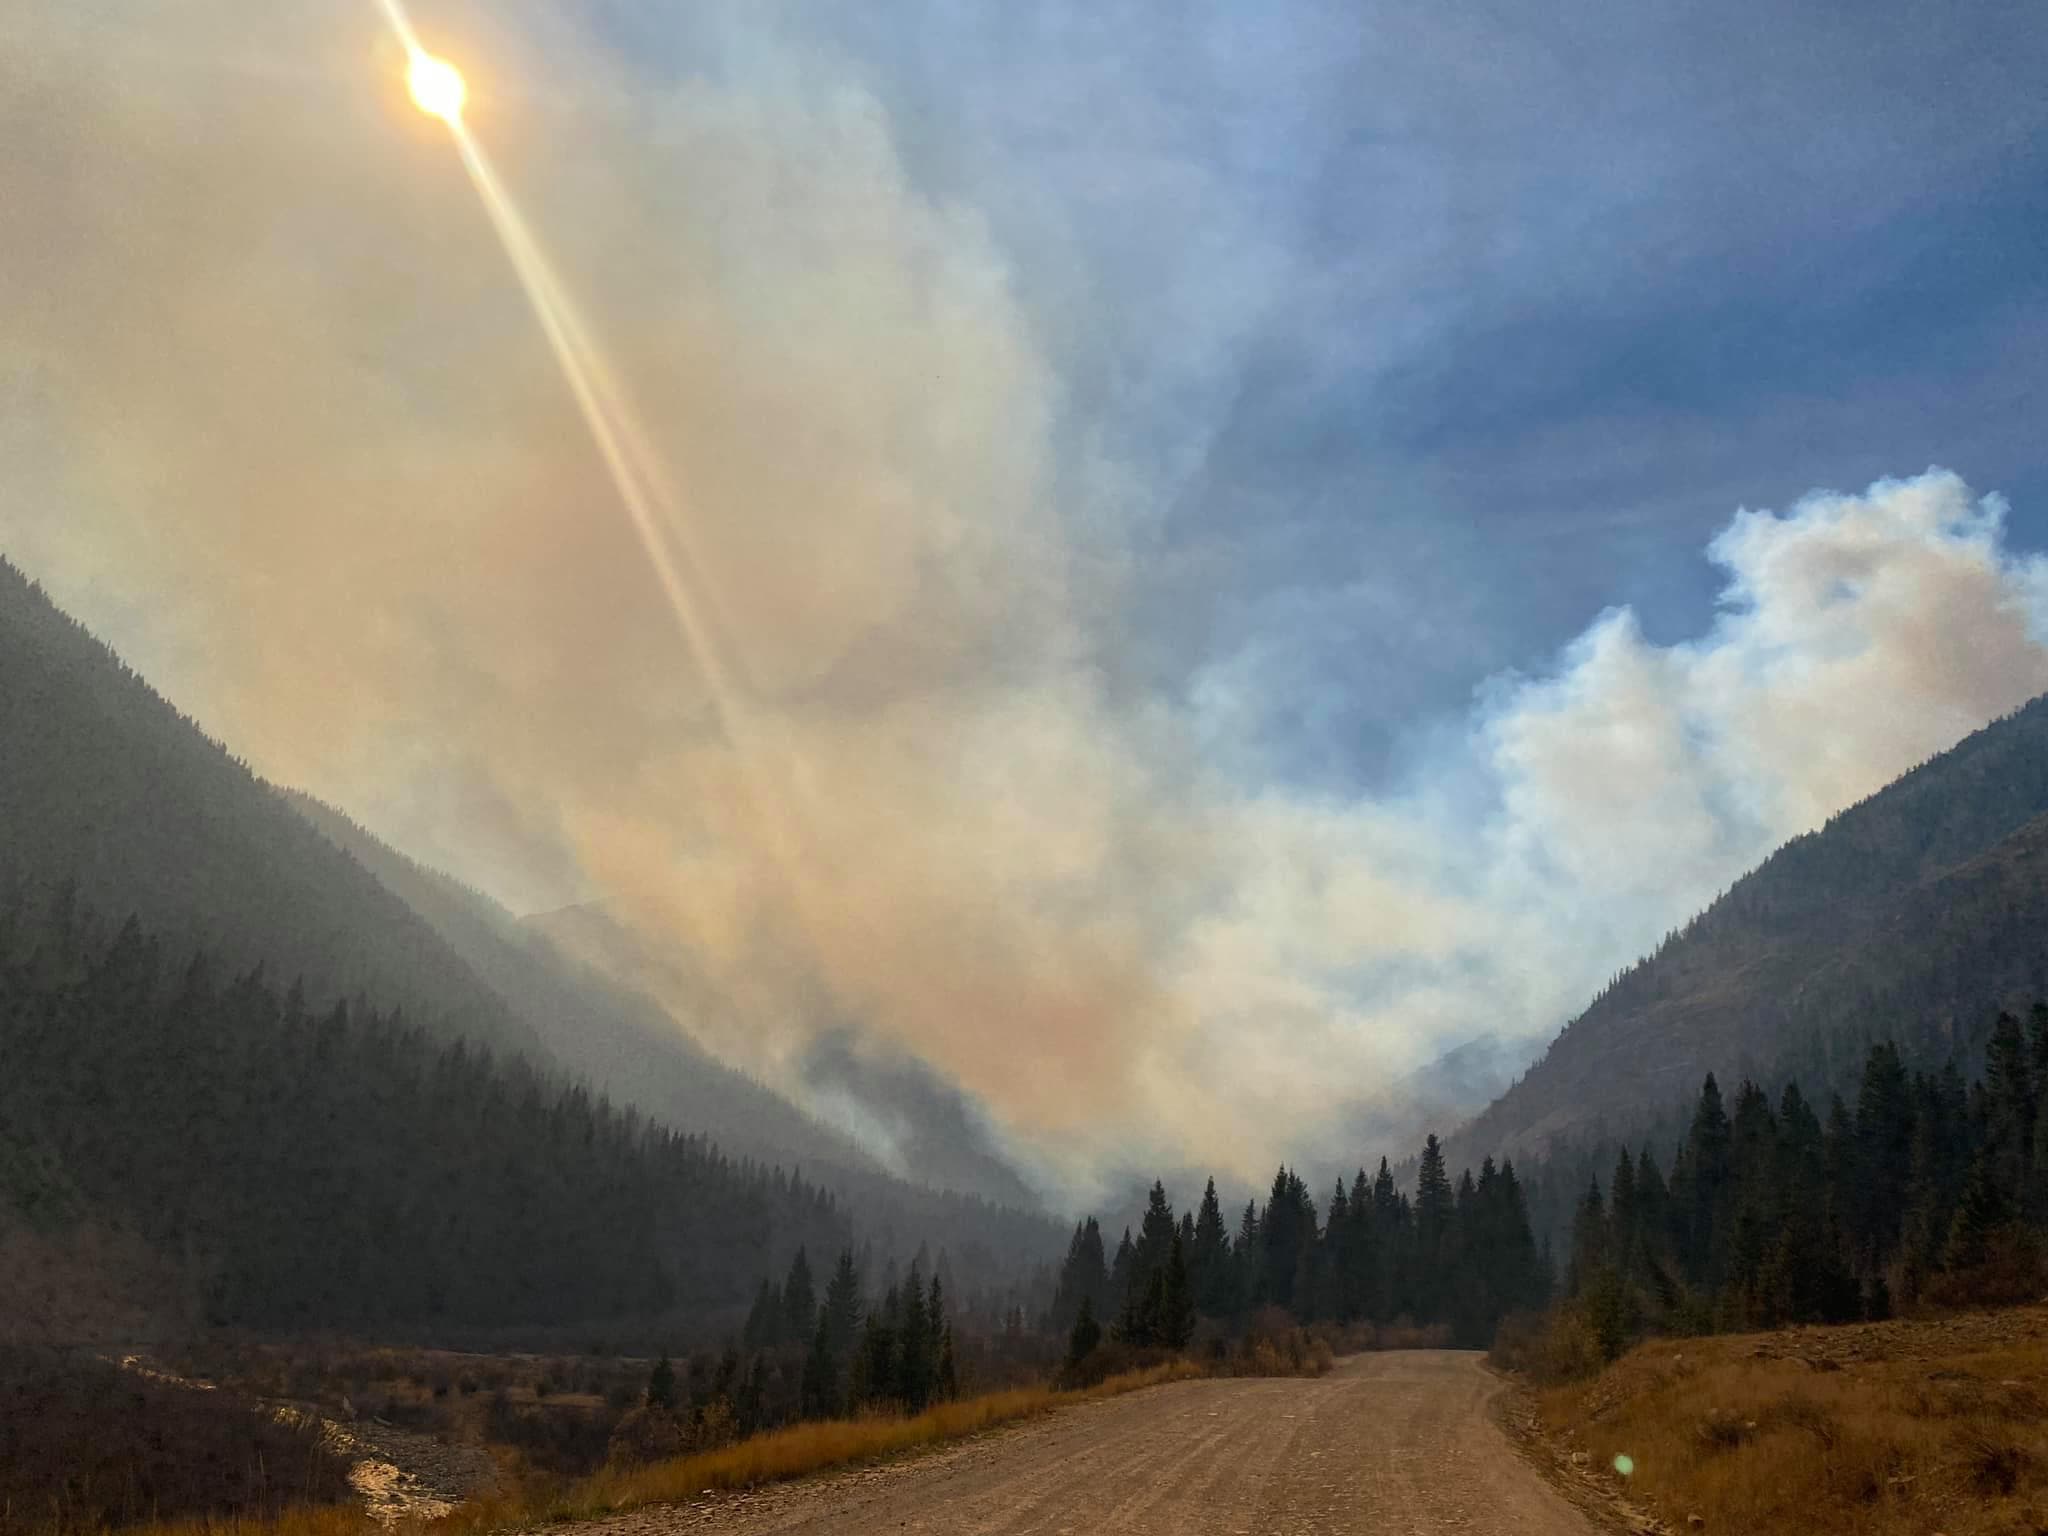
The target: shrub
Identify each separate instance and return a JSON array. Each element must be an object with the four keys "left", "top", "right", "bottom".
[
  {"left": 606, "top": 1406, "right": 689, "bottom": 1468},
  {"left": 484, "top": 1389, "right": 619, "bottom": 1476},
  {"left": 1922, "top": 1228, "right": 2046, "bottom": 1310},
  {"left": 1488, "top": 1307, "right": 1607, "bottom": 1385},
  {"left": 1057, "top": 1337, "right": 1153, "bottom": 1390},
  {"left": 1216, "top": 1315, "right": 1334, "bottom": 1378},
  {"left": 0, "top": 1347, "right": 350, "bottom": 1535}
]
